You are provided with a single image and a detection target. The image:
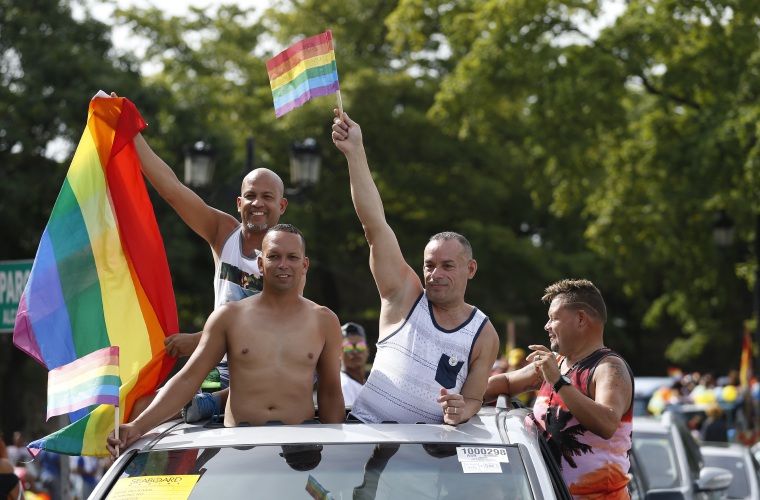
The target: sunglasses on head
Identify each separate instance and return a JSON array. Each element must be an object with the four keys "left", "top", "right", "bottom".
[{"left": 342, "top": 340, "right": 367, "bottom": 354}]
